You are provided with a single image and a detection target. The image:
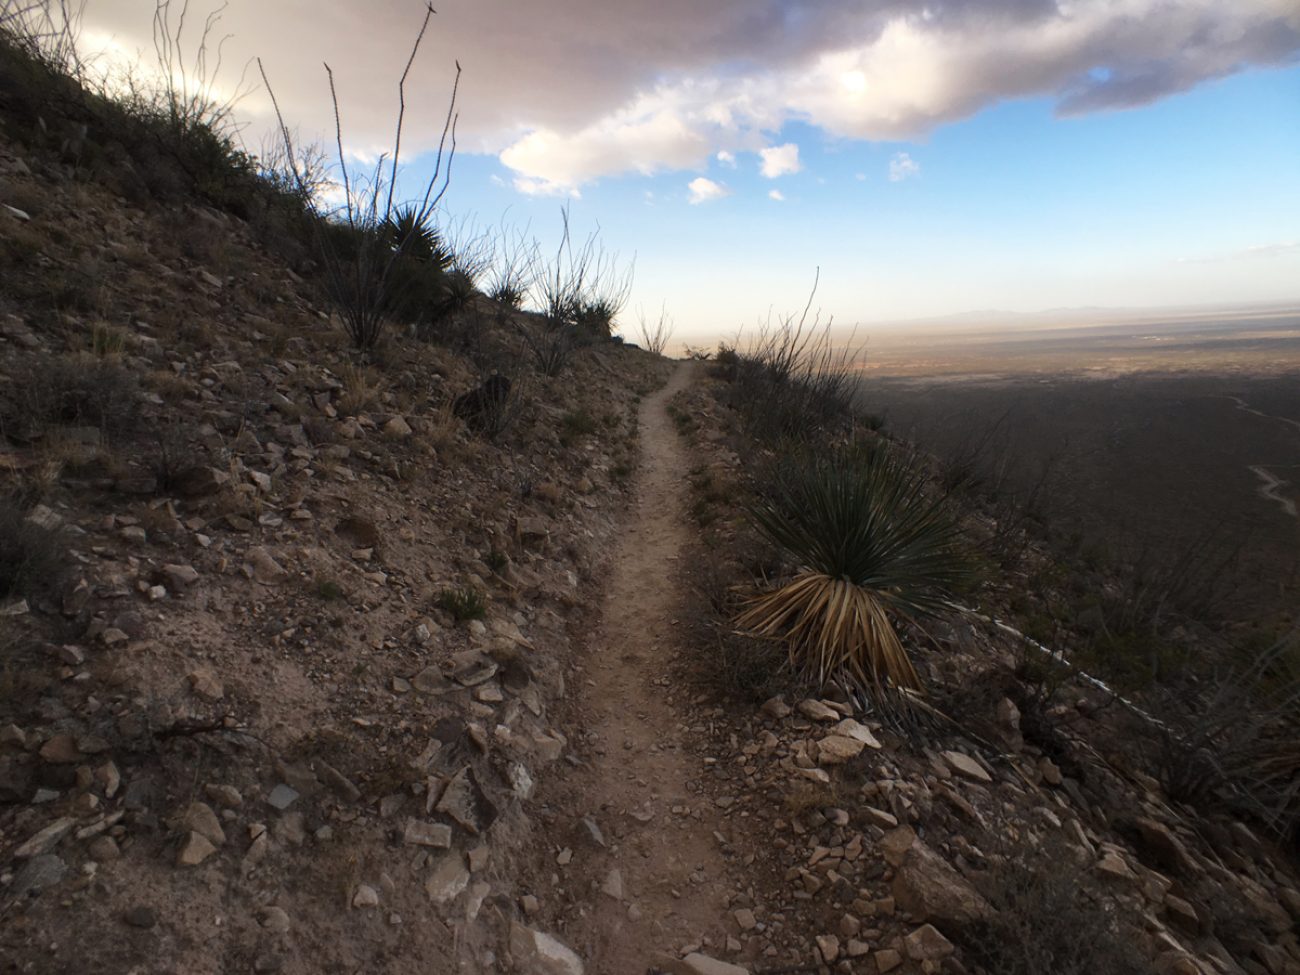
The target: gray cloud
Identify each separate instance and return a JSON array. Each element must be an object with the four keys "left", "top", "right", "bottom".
[{"left": 78, "top": 0, "right": 1300, "bottom": 191}]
